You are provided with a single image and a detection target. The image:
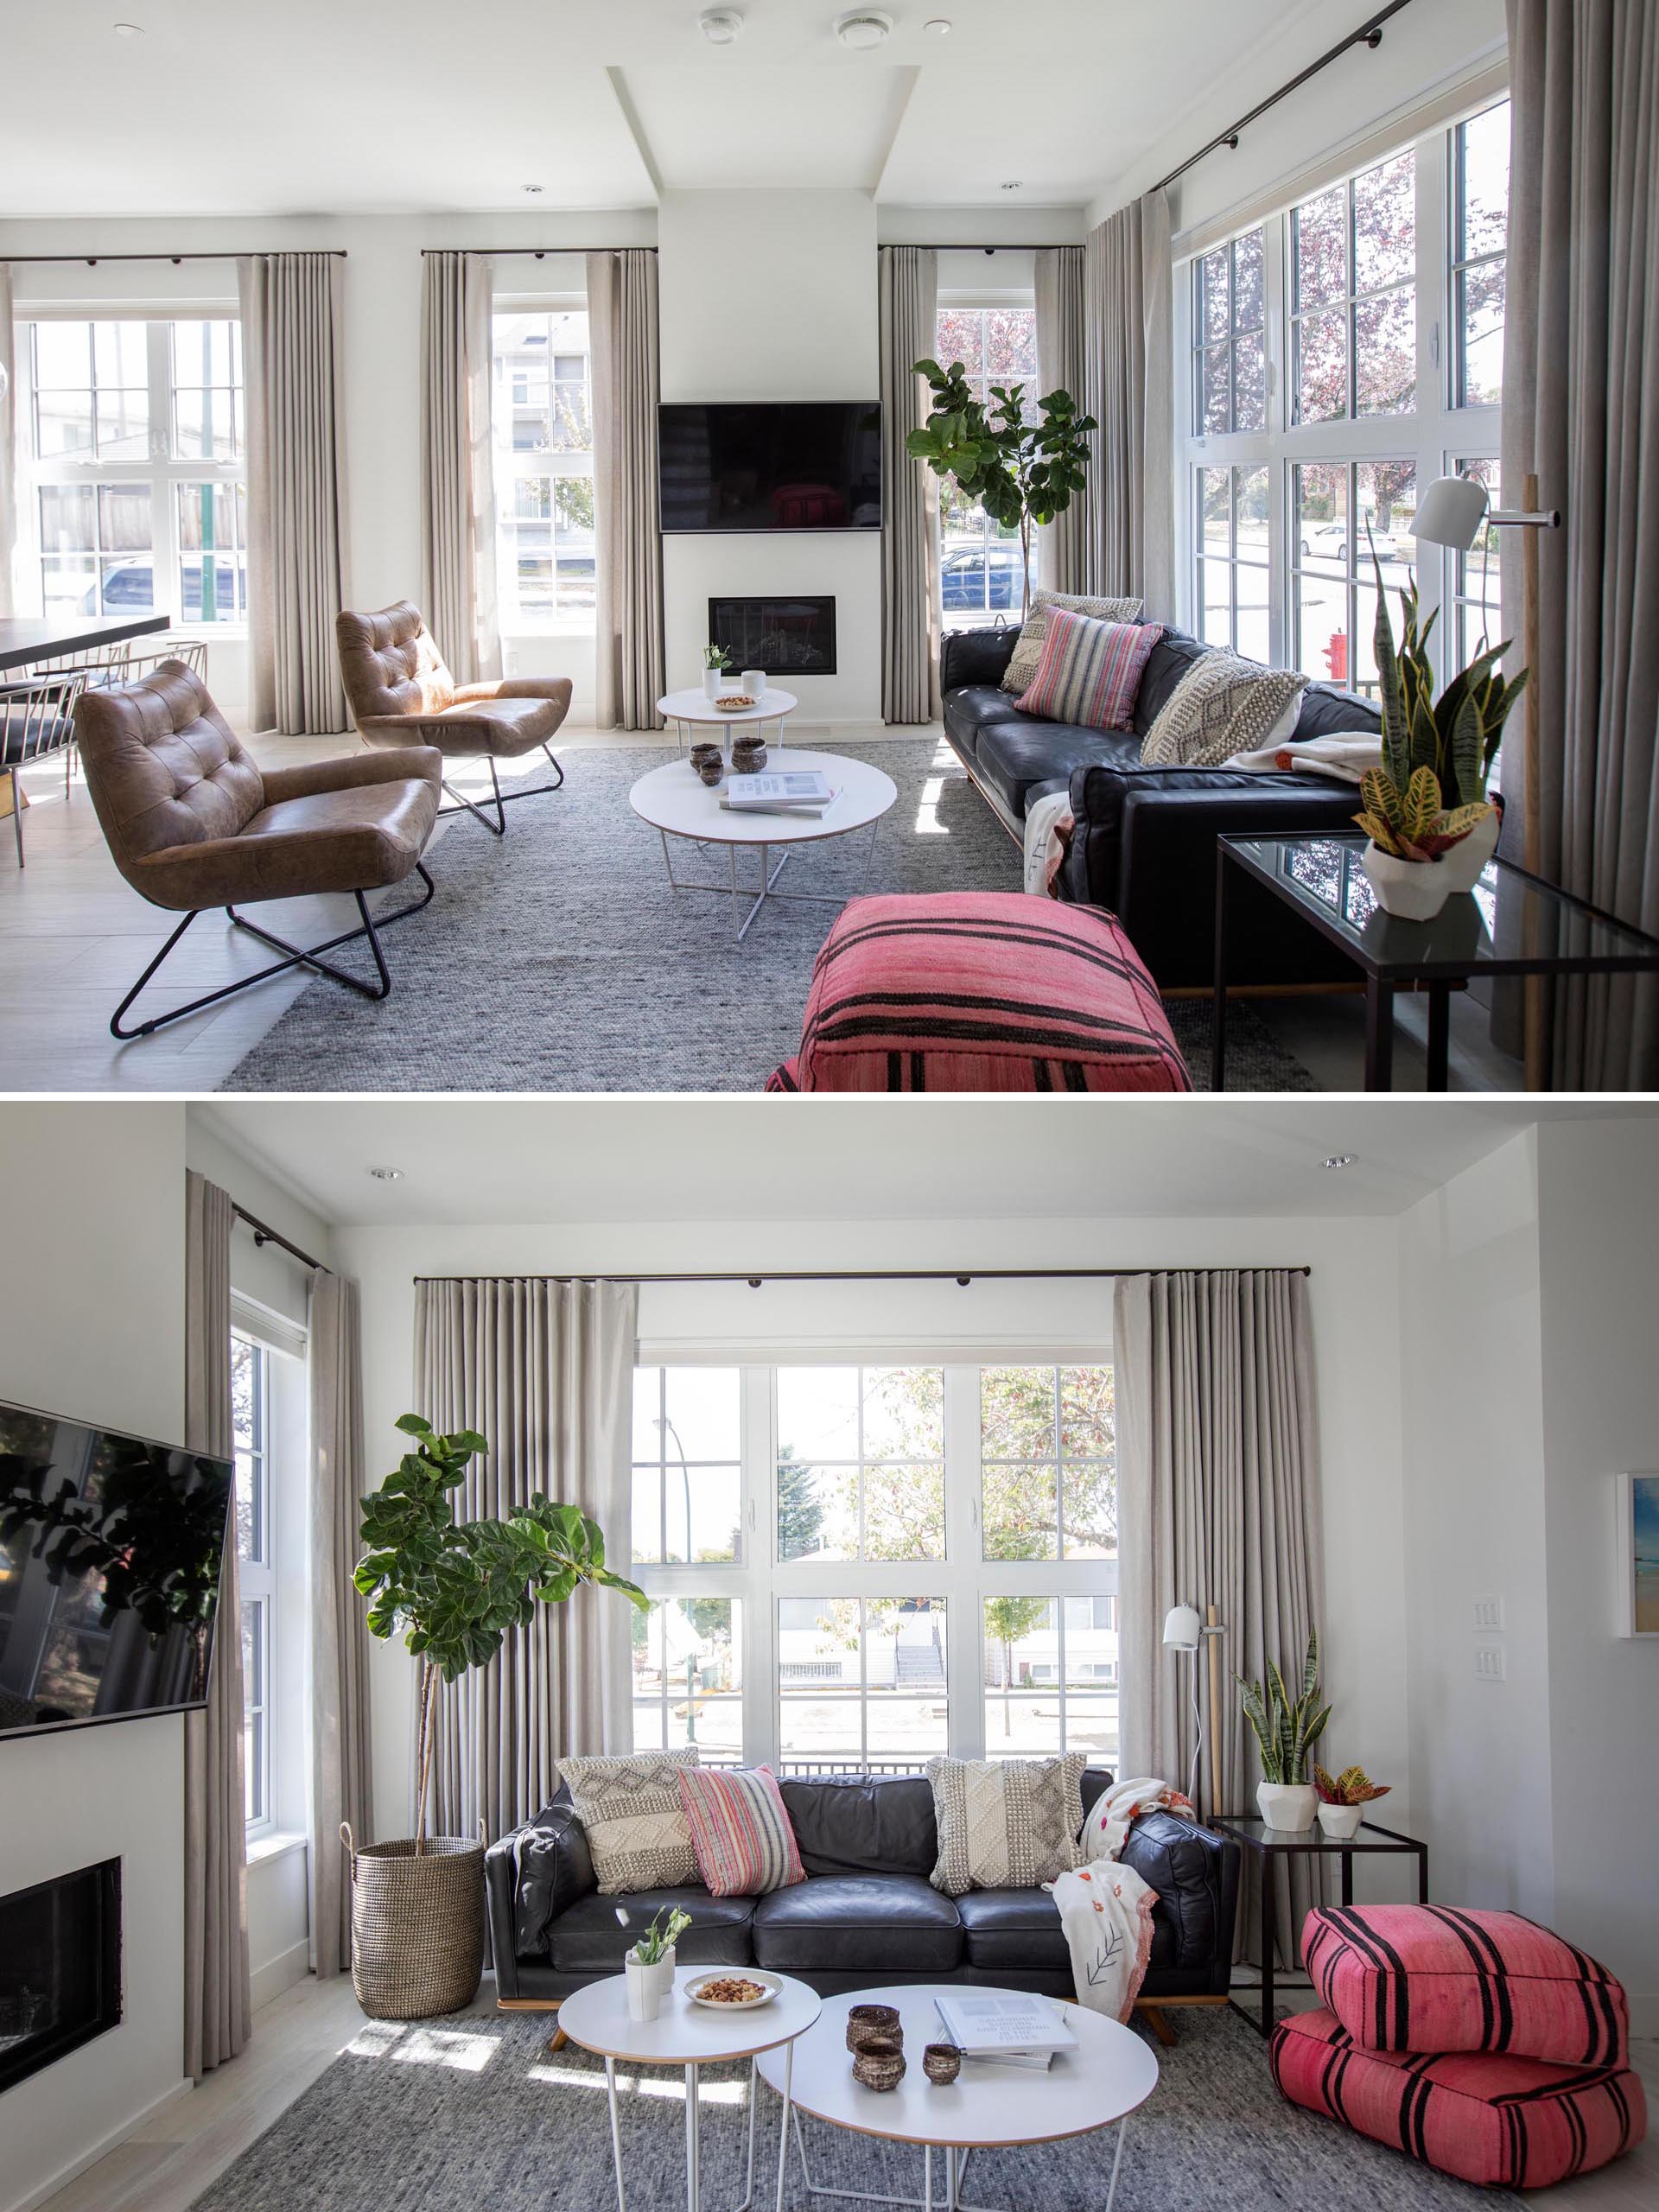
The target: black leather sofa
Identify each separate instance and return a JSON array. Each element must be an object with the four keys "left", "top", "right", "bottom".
[
  {"left": 940, "top": 622, "right": 1383, "bottom": 988},
  {"left": 486, "top": 1767, "right": 1239, "bottom": 2034}
]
